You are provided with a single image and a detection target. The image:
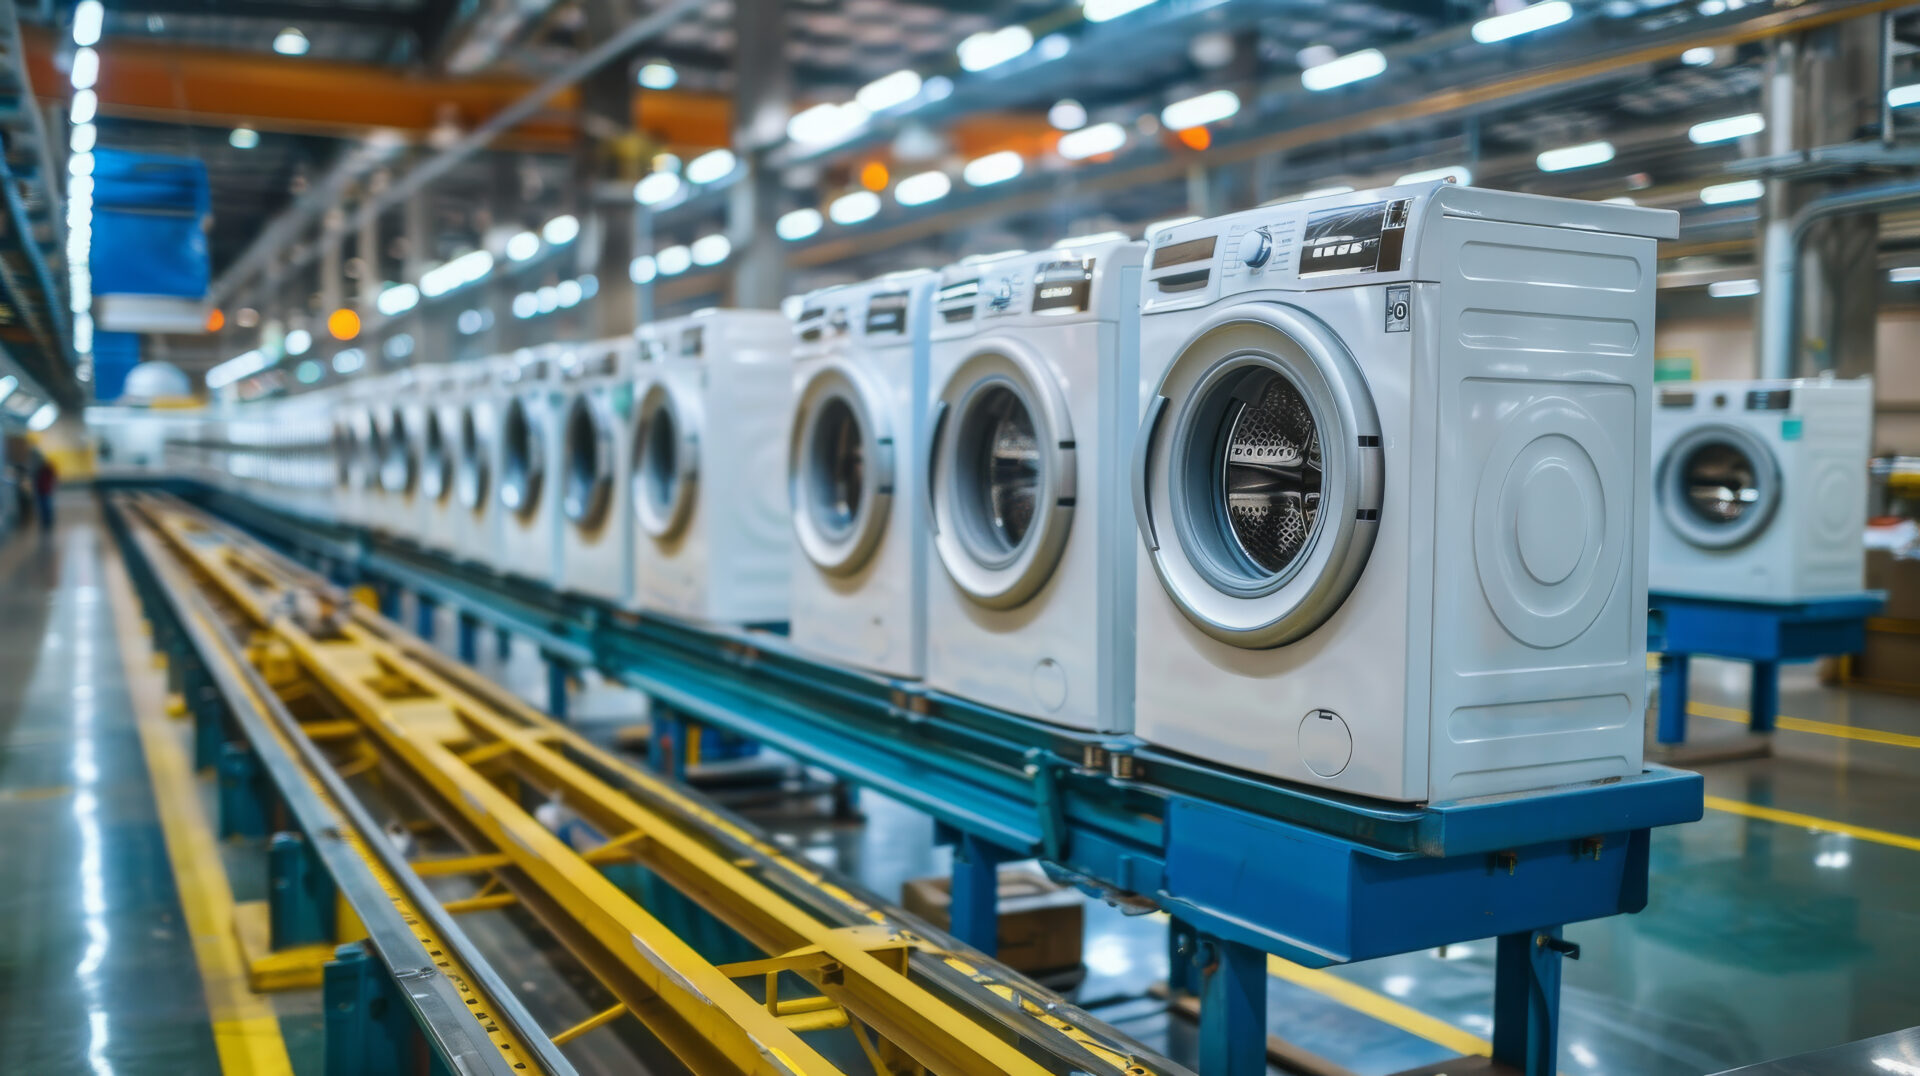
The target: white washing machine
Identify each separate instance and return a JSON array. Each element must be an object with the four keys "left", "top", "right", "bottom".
[
  {"left": 1650, "top": 377, "right": 1872, "bottom": 602},
  {"left": 787, "top": 271, "right": 938, "bottom": 678},
  {"left": 415, "top": 365, "right": 461, "bottom": 552},
  {"left": 555, "top": 336, "right": 640, "bottom": 603},
  {"left": 496, "top": 347, "right": 565, "bottom": 584},
  {"left": 452, "top": 358, "right": 506, "bottom": 568},
  {"left": 924, "top": 238, "right": 1144, "bottom": 732},
  {"left": 1132, "top": 183, "right": 1674, "bottom": 802},
  {"left": 372, "top": 370, "right": 425, "bottom": 537},
  {"left": 632, "top": 308, "right": 793, "bottom": 626},
  {"left": 331, "top": 379, "right": 379, "bottom": 528}
]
